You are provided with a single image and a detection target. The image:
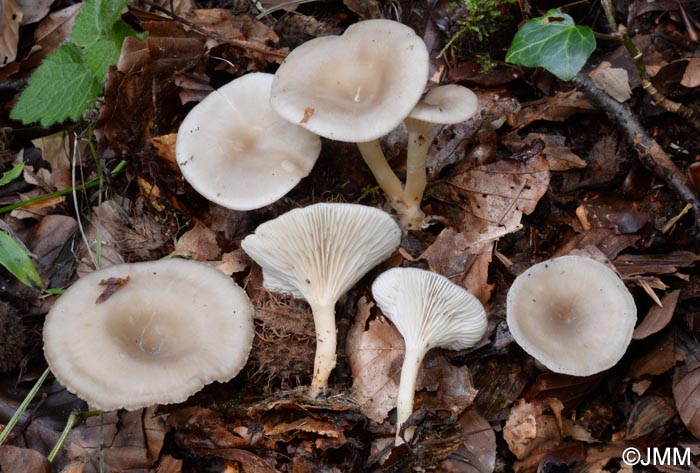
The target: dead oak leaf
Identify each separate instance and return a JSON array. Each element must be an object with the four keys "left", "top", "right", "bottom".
[
  {"left": 429, "top": 154, "right": 550, "bottom": 248},
  {"left": 673, "top": 332, "right": 700, "bottom": 439},
  {"left": 0, "top": 0, "right": 22, "bottom": 67}
]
